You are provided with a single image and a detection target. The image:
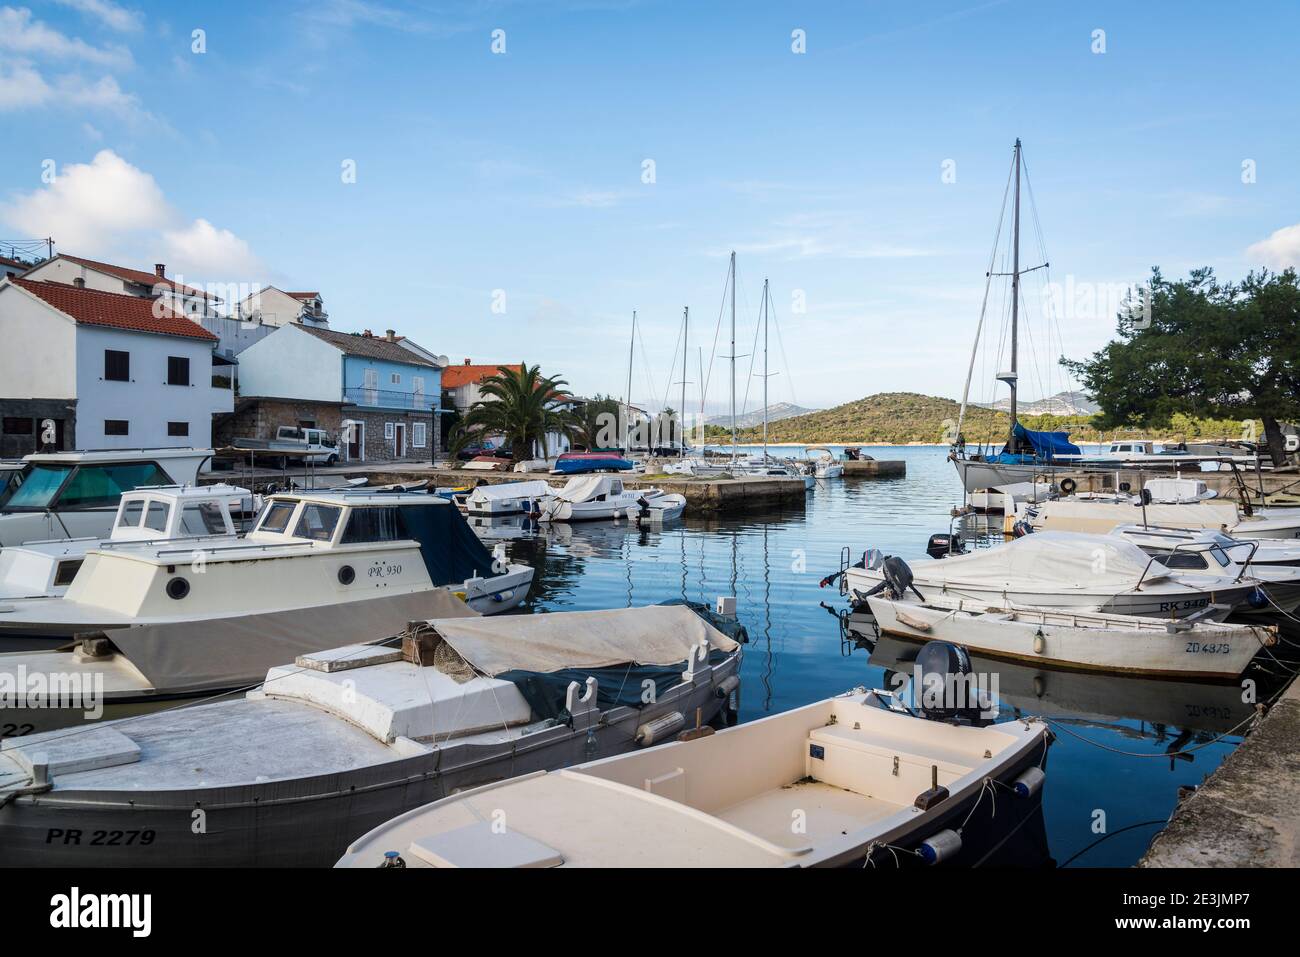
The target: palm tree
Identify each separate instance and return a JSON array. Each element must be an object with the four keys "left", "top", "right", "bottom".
[
  {"left": 570, "top": 394, "right": 622, "bottom": 450},
  {"left": 460, "top": 363, "right": 576, "bottom": 461}
]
